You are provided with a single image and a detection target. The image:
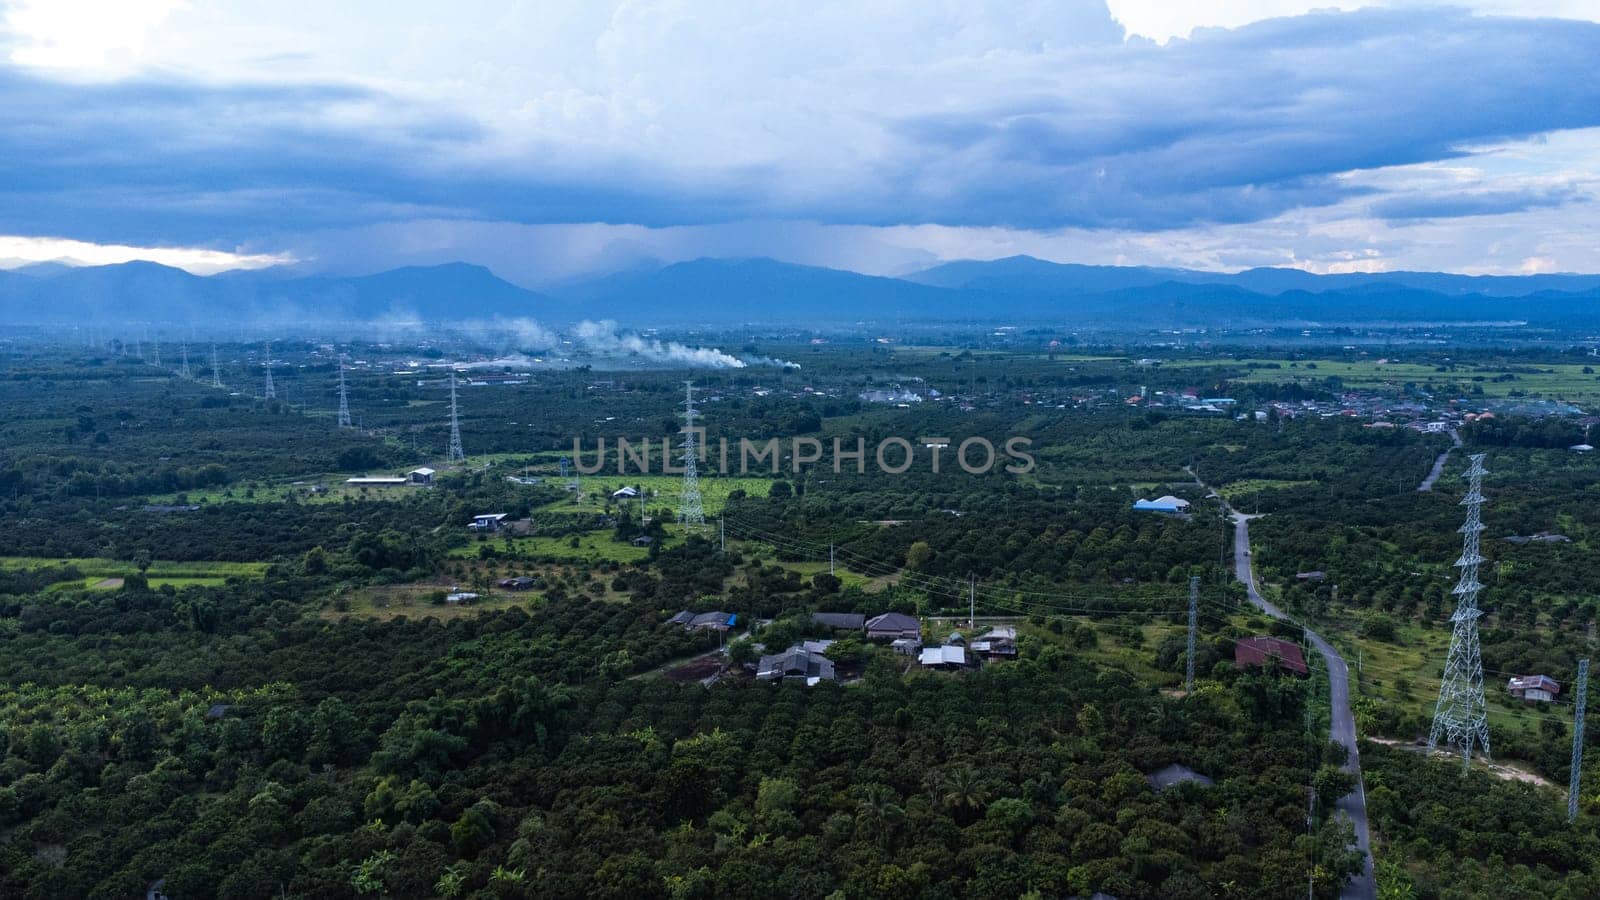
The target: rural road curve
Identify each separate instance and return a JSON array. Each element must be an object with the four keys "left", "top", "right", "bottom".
[{"left": 1231, "top": 512, "right": 1377, "bottom": 900}]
